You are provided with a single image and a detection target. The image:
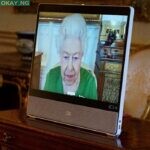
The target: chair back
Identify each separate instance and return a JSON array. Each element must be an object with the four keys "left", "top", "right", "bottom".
[
  {"left": 0, "top": 79, "right": 21, "bottom": 110},
  {"left": 141, "top": 95, "right": 150, "bottom": 121}
]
